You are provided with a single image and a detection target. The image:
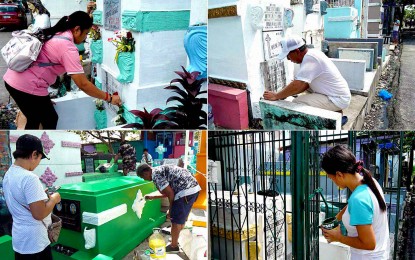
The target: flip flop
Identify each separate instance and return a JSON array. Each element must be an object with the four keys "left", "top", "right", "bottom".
[{"left": 342, "top": 116, "right": 348, "bottom": 126}]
